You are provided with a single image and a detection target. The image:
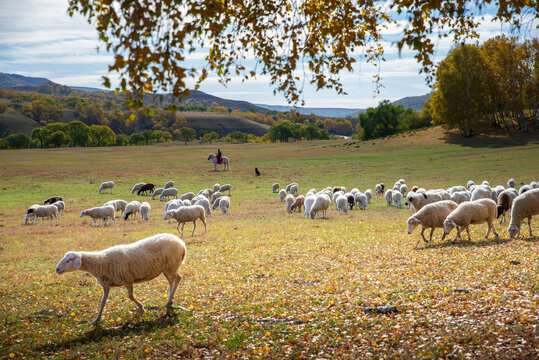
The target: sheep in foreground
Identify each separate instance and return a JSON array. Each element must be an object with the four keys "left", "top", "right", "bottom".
[
  {"left": 364, "top": 189, "right": 372, "bottom": 204},
  {"left": 393, "top": 191, "right": 403, "bottom": 209},
  {"left": 52, "top": 201, "right": 65, "bottom": 216},
  {"left": 105, "top": 199, "right": 128, "bottom": 217},
  {"left": 385, "top": 190, "right": 393, "bottom": 207},
  {"left": 405, "top": 192, "right": 443, "bottom": 212},
  {"left": 272, "top": 183, "right": 280, "bottom": 193},
  {"left": 81, "top": 205, "right": 115, "bottom": 227},
  {"left": 310, "top": 194, "right": 331, "bottom": 219},
  {"left": 407, "top": 200, "right": 458, "bottom": 246},
  {"left": 140, "top": 202, "right": 151, "bottom": 221},
  {"left": 507, "top": 189, "right": 539, "bottom": 239},
  {"left": 336, "top": 195, "right": 348, "bottom": 214},
  {"left": 507, "top": 178, "right": 515, "bottom": 188},
  {"left": 55, "top": 233, "right": 186, "bottom": 325},
  {"left": 98, "top": 181, "right": 114, "bottom": 194},
  {"left": 496, "top": 189, "right": 518, "bottom": 224},
  {"left": 279, "top": 189, "right": 286, "bottom": 202},
  {"left": 131, "top": 183, "right": 145, "bottom": 194},
  {"left": 304, "top": 195, "right": 315, "bottom": 219},
  {"left": 151, "top": 188, "right": 164, "bottom": 200},
  {"left": 25, "top": 205, "right": 59, "bottom": 225},
  {"left": 137, "top": 183, "right": 155, "bottom": 196},
  {"left": 219, "top": 196, "right": 230, "bottom": 215},
  {"left": 180, "top": 192, "right": 195, "bottom": 201},
  {"left": 443, "top": 199, "right": 498, "bottom": 242},
  {"left": 160, "top": 188, "right": 179, "bottom": 201},
  {"left": 290, "top": 195, "right": 305, "bottom": 213},
  {"left": 450, "top": 191, "right": 471, "bottom": 205},
  {"left": 44, "top": 196, "right": 63, "bottom": 205},
  {"left": 164, "top": 181, "right": 175, "bottom": 189},
  {"left": 285, "top": 194, "right": 295, "bottom": 212},
  {"left": 124, "top": 201, "right": 141, "bottom": 220},
  {"left": 164, "top": 205, "right": 207, "bottom": 237}
]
